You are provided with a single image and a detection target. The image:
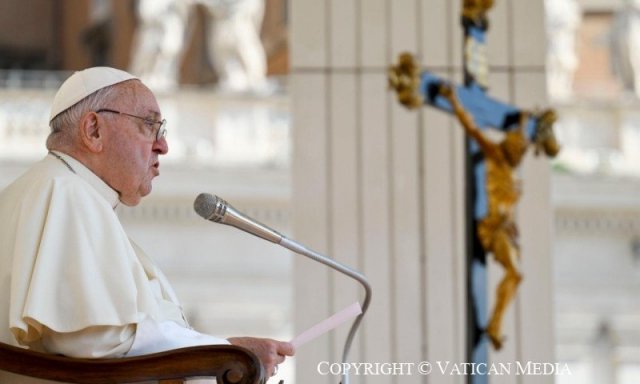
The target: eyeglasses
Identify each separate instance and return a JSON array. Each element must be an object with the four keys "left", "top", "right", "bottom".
[{"left": 96, "top": 108, "right": 167, "bottom": 141}]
